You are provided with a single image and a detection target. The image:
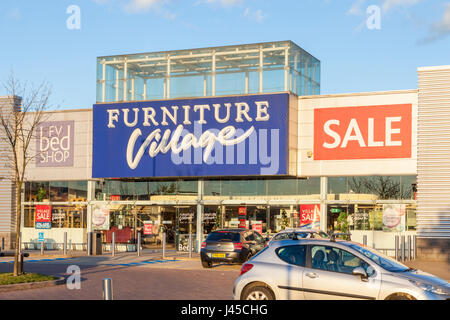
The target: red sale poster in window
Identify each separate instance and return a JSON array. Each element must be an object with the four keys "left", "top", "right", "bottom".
[
  {"left": 299, "top": 204, "right": 321, "bottom": 229},
  {"left": 143, "top": 222, "right": 153, "bottom": 235},
  {"left": 35, "top": 205, "right": 52, "bottom": 229}
]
